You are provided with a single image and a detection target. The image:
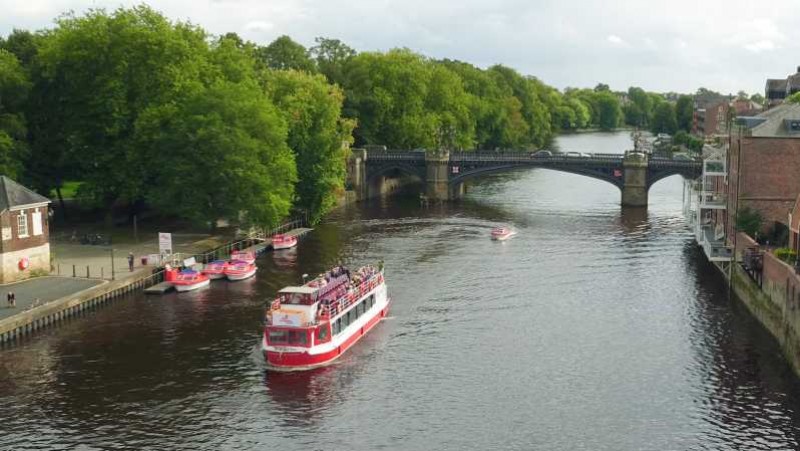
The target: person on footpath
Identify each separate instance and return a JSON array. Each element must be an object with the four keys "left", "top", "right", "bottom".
[
  {"left": 8, "top": 292, "right": 15, "bottom": 308},
  {"left": 6, "top": 292, "right": 11, "bottom": 308},
  {"left": 128, "top": 252, "right": 135, "bottom": 272}
]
